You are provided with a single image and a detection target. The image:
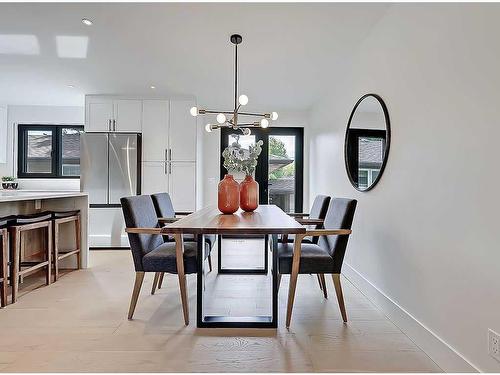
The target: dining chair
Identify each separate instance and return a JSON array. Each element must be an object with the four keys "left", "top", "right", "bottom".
[
  {"left": 121, "top": 195, "right": 207, "bottom": 325},
  {"left": 281, "top": 194, "right": 331, "bottom": 296},
  {"left": 150, "top": 192, "right": 214, "bottom": 294},
  {"left": 278, "top": 198, "right": 357, "bottom": 328}
]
